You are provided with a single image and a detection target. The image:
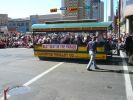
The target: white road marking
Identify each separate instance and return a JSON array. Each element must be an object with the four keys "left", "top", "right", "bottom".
[
  {"left": 120, "top": 51, "right": 133, "bottom": 100},
  {"left": 23, "top": 62, "right": 64, "bottom": 86},
  {"left": 0, "top": 62, "right": 64, "bottom": 100}
]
